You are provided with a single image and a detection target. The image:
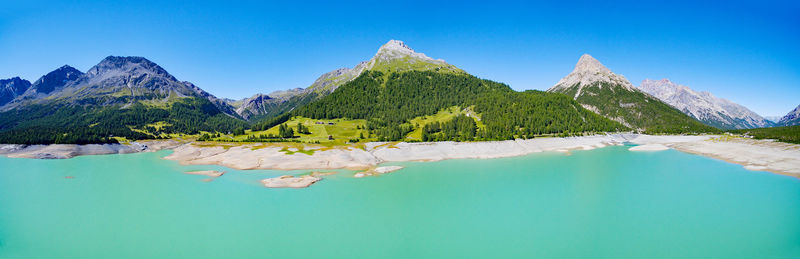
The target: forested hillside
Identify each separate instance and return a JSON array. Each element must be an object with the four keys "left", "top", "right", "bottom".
[
  {"left": 548, "top": 54, "right": 719, "bottom": 134},
  {"left": 0, "top": 98, "right": 247, "bottom": 144},
  {"left": 729, "top": 125, "right": 800, "bottom": 144},
  {"left": 556, "top": 82, "right": 719, "bottom": 134},
  {"left": 292, "top": 71, "right": 625, "bottom": 141}
]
